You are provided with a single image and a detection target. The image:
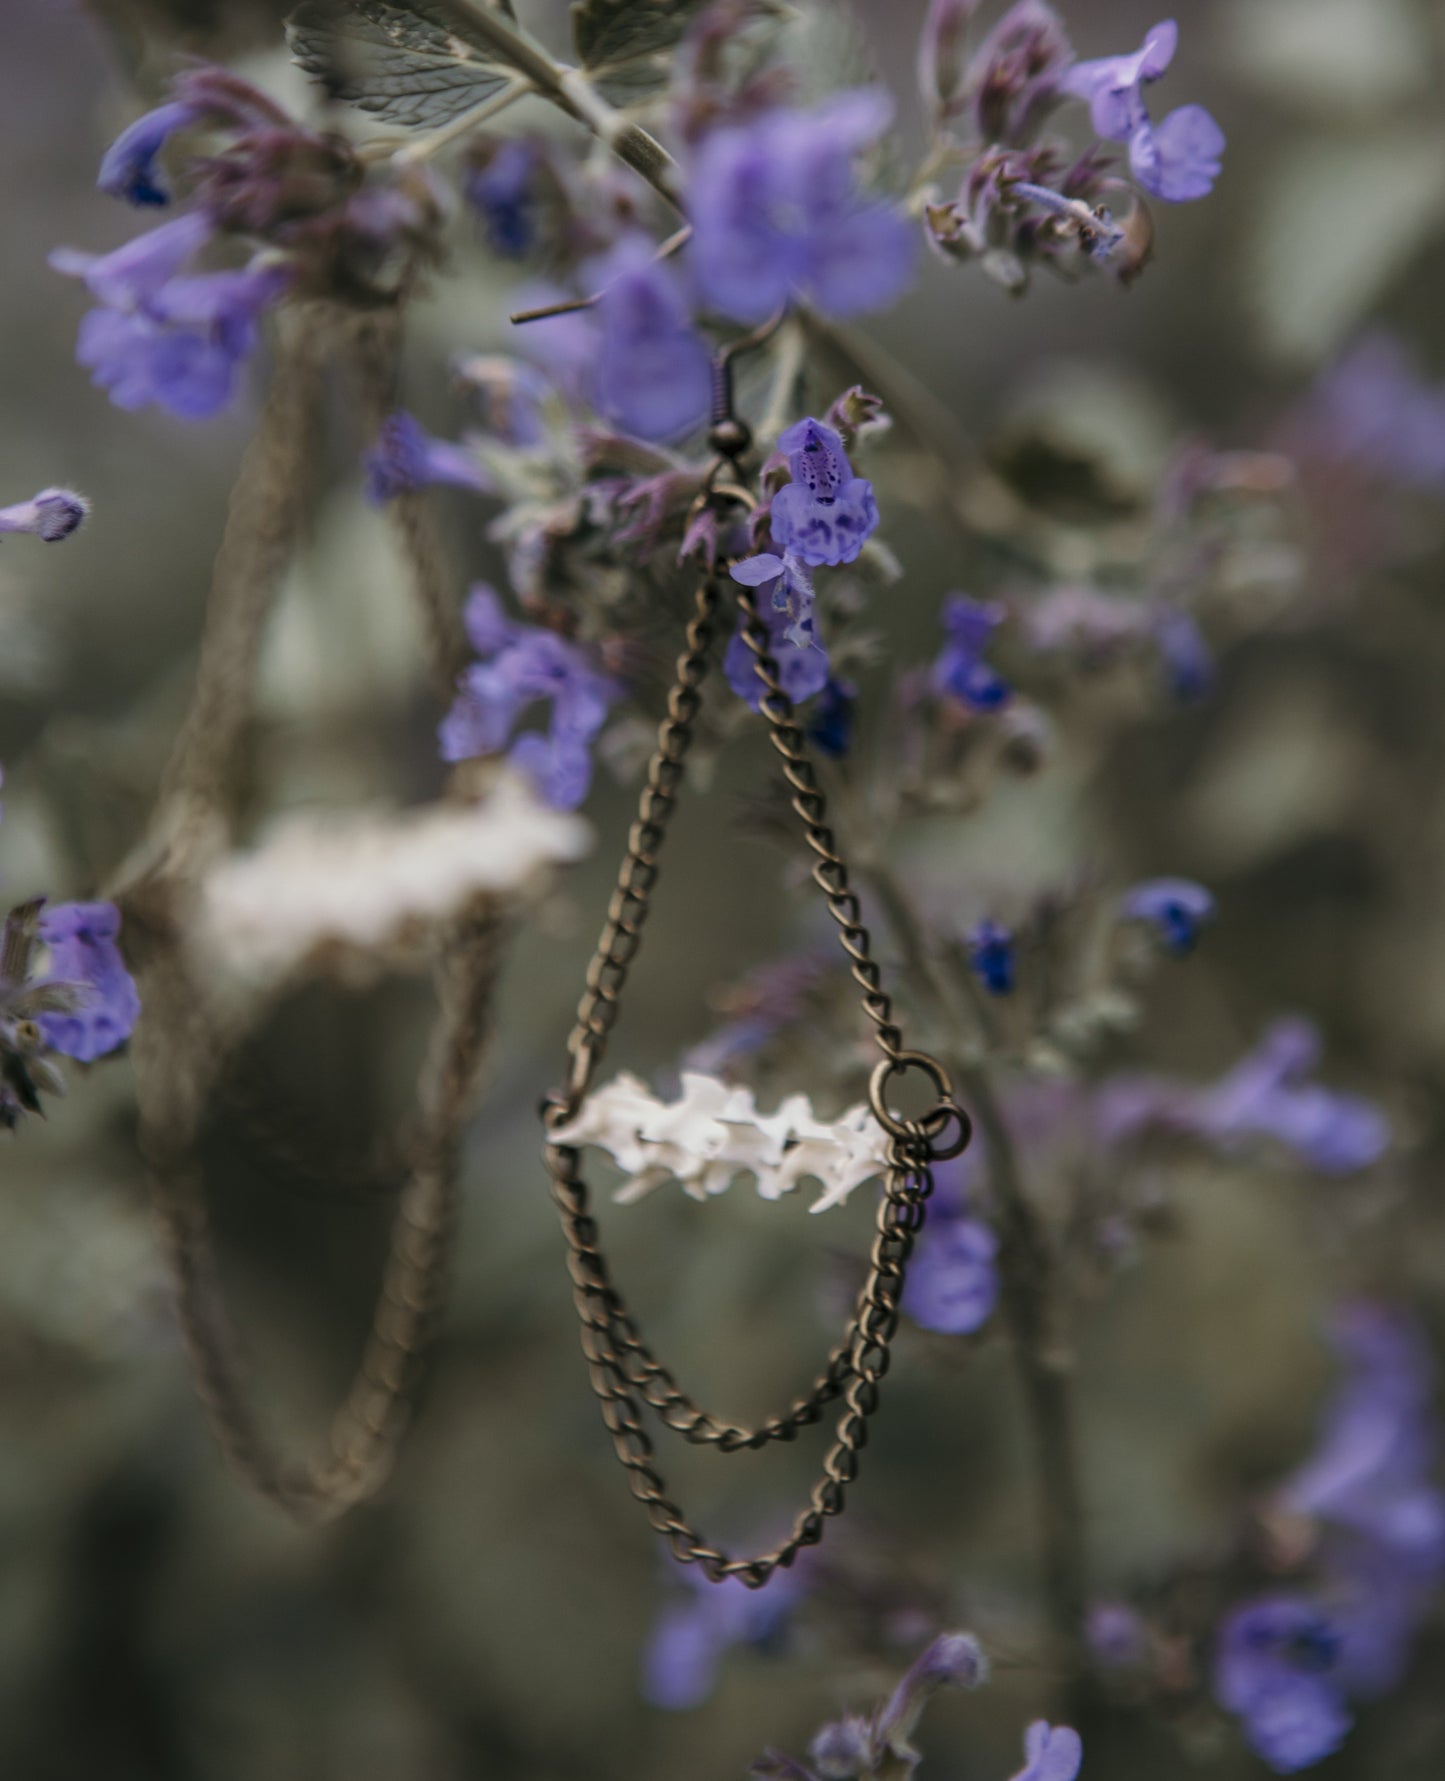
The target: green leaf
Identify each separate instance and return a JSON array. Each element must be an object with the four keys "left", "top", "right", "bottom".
[
  {"left": 569, "top": 0, "right": 707, "bottom": 77},
  {"left": 287, "top": 0, "right": 512, "bottom": 129}
]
